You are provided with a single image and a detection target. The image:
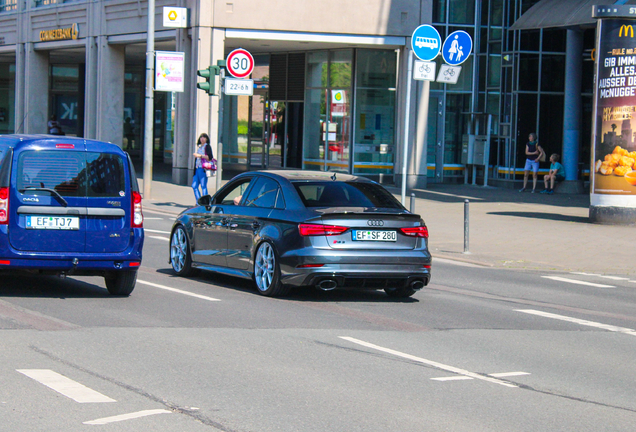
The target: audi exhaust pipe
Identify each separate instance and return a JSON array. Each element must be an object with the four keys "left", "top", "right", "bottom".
[
  {"left": 410, "top": 280, "right": 425, "bottom": 290},
  {"left": 317, "top": 280, "right": 338, "bottom": 291}
]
